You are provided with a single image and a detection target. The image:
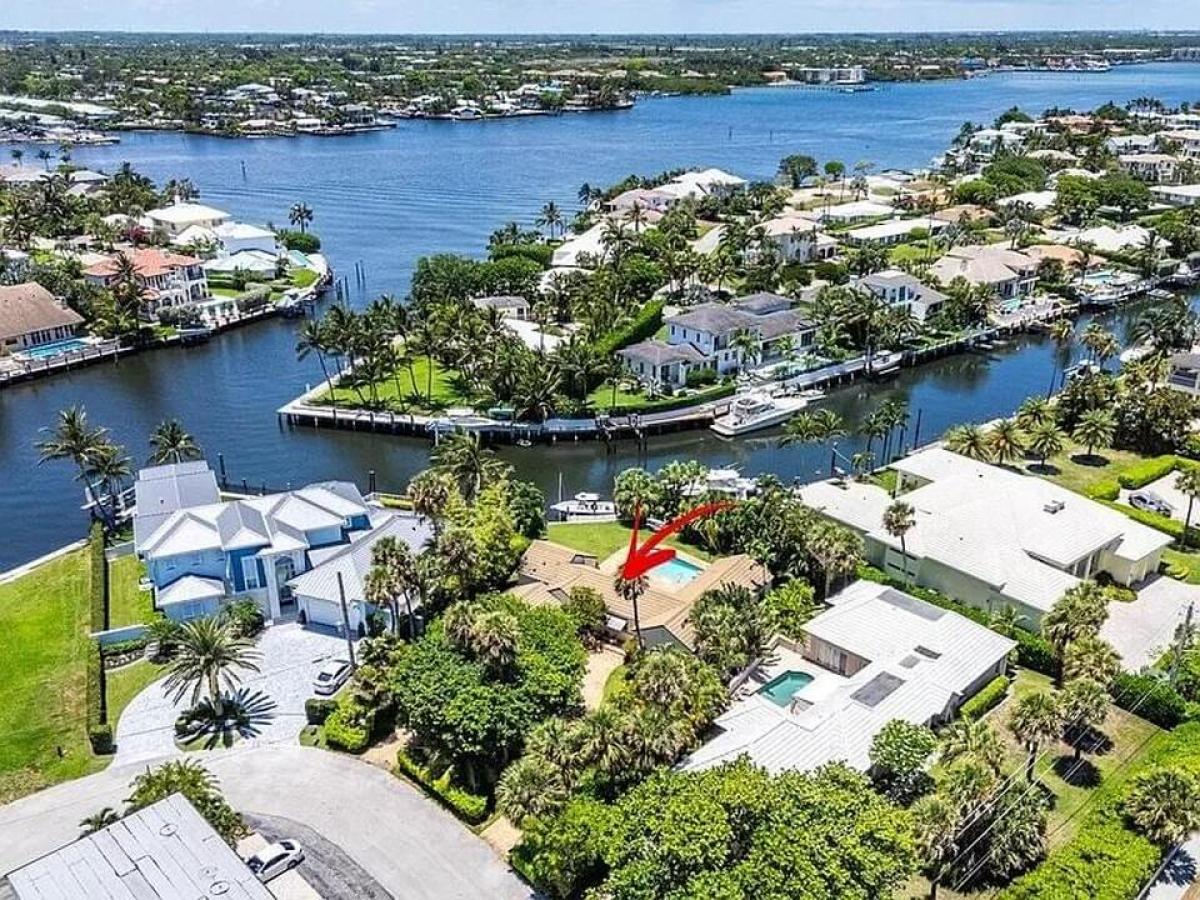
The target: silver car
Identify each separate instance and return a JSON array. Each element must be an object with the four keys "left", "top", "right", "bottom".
[
  {"left": 1129, "top": 490, "right": 1173, "bottom": 516},
  {"left": 313, "top": 657, "right": 353, "bottom": 695},
  {"left": 246, "top": 840, "right": 304, "bottom": 883}
]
